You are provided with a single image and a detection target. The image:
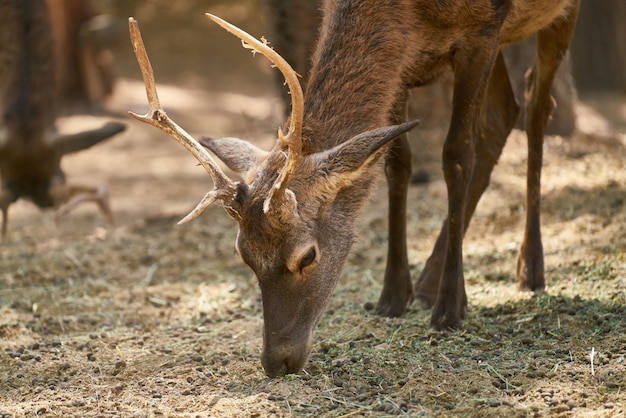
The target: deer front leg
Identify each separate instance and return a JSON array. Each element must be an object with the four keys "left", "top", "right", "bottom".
[
  {"left": 53, "top": 184, "right": 115, "bottom": 228},
  {"left": 518, "top": 2, "right": 580, "bottom": 291},
  {"left": 376, "top": 92, "right": 414, "bottom": 317},
  {"left": 415, "top": 51, "right": 519, "bottom": 307},
  {"left": 431, "top": 44, "right": 501, "bottom": 330},
  {"left": 377, "top": 116, "right": 413, "bottom": 316}
]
